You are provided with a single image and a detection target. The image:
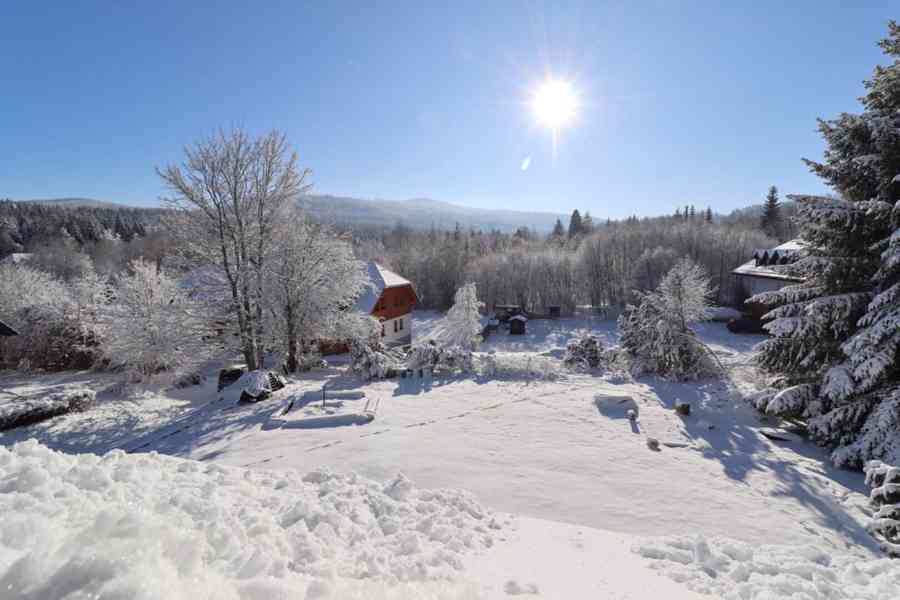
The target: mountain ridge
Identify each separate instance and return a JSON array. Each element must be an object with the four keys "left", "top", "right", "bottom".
[{"left": 15, "top": 195, "right": 566, "bottom": 232}]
